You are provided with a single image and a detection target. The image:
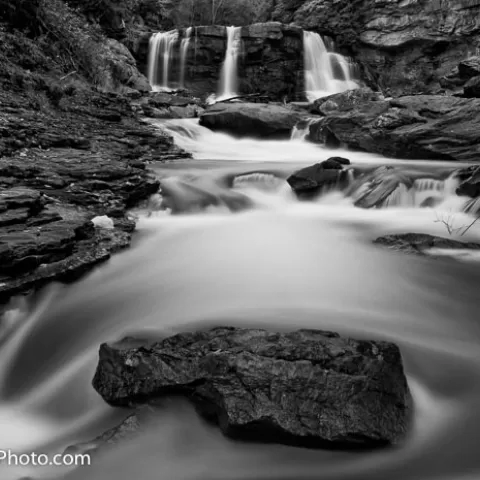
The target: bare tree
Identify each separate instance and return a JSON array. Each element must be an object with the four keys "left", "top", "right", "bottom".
[
  {"left": 211, "top": 0, "right": 227, "bottom": 24},
  {"left": 435, "top": 211, "right": 480, "bottom": 236}
]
